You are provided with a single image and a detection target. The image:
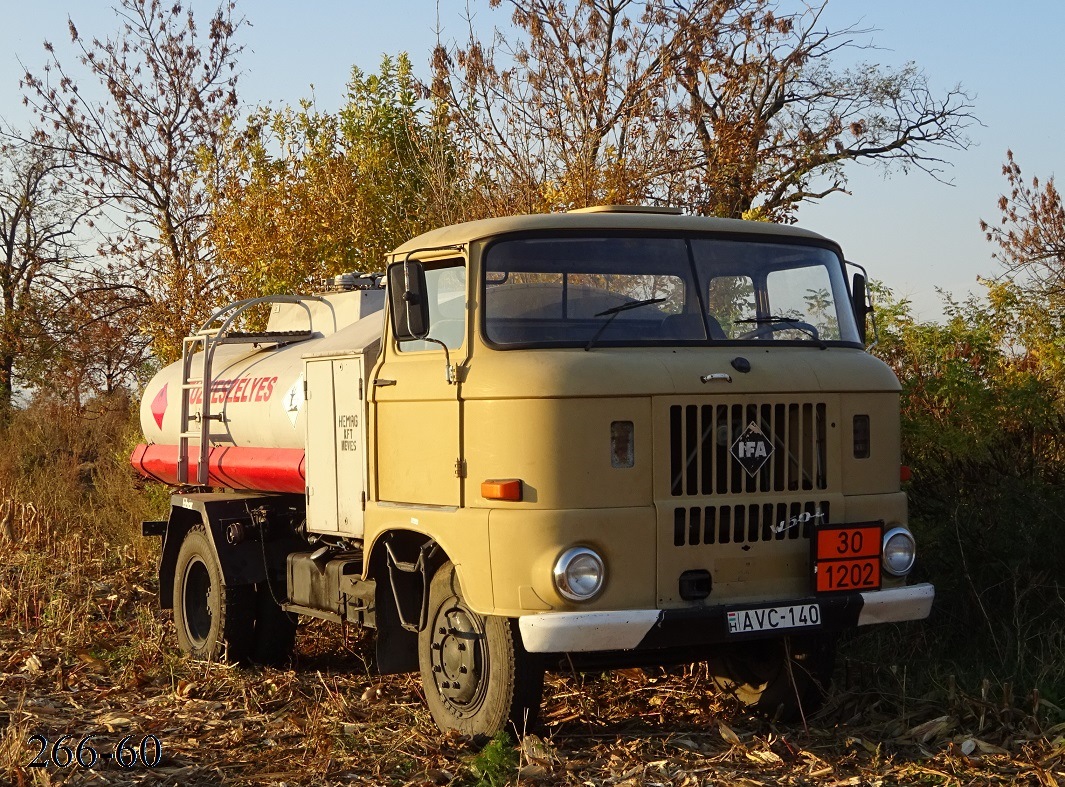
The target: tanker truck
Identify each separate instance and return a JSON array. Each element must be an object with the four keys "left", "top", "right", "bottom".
[{"left": 134, "top": 206, "right": 934, "bottom": 736}]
